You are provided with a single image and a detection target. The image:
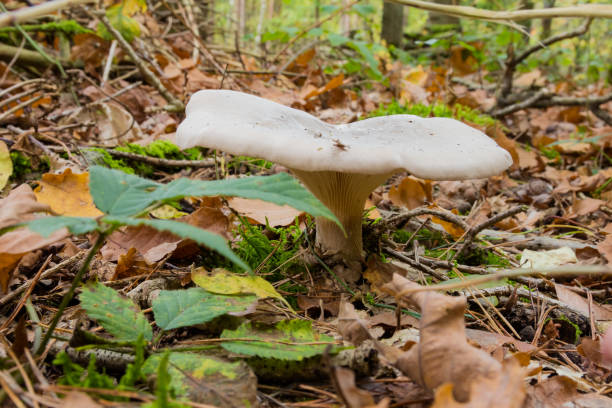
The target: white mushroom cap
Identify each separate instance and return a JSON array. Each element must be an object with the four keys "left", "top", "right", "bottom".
[{"left": 176, "top": 90, "right": 512, "bottom": 180}]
